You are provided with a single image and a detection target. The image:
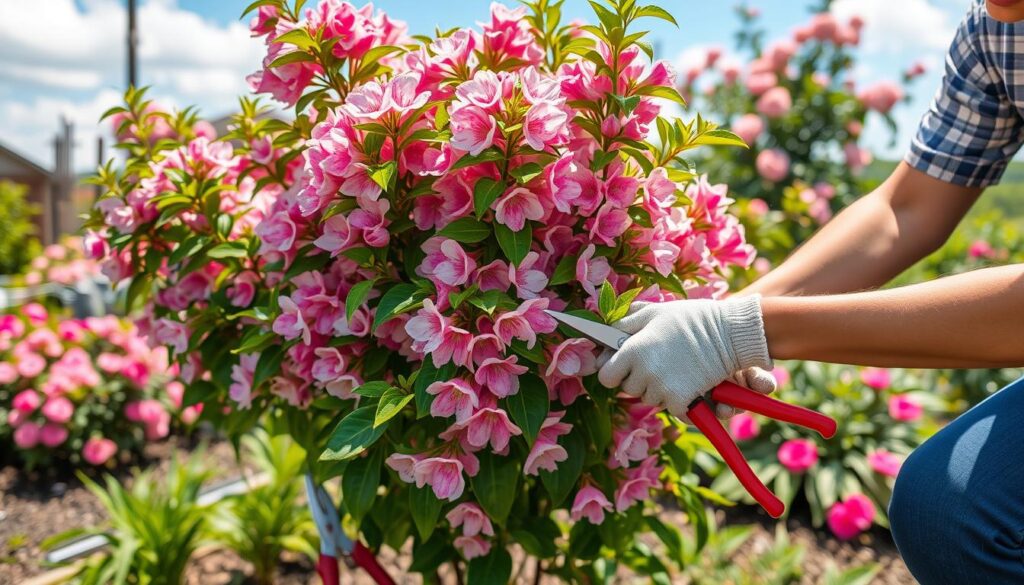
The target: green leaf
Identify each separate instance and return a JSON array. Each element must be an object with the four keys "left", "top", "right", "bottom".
[
  {"left": 447, "top": 284, "right": 479, "bottom": 310},
  {"left": 320, "top": 406, "right": 388, "bottom": 461},
  {"left": 354, "top": 380, "right": 392, "bottom": 398},
  {"left": 268, "top": 50, "right": 316, "bottom": 69},
  {"left": 473, "top": 177, "right": 504, "bottom": 219},
  {"left": 272, "top": 28, "right": 317, "bottom": 51},
  {"left": 467, "top": 546, "right": 512, "bottom": 585},
  {"left": 451, "top": 147, "right": 504, "bottom": 171},
  {"left": 505, "top": 374, "right": 549, "bottom": 445},
  {"left": 635, "top": 84, "right": 687, "bottom": 105},
  {"left": 252, "top": 344, "right": 285, "bottom": 389},
  {"left": 636, "top": 5, "right": 678, "bottom": 26},
  {"left": 606, "top": 286, "right": 642, "bottom": 322},
  {"left": 438, "top": 217, "right": 491, "bottom": 244},
  {"left": 540, "top": 429, "right": 585, "bottom": 506},
  {"left": 207, "top": 242, "right": 248, "bottom": 259},
  {"left": 548, "top": 253, "right": 579, "bottom": 286},
  {"left": 409, "top": 485, "right": 443, "bottom": 540},
  {"left": 470, "top": 452, "right": 520, "bottom": 525},
  {"left": 495, "top": 222, "right": 532, "bottom": 265},
  {"left": 181, "top": 380, "right": 218, "bottom": 408},
  {"left": 341, "top": 448, "right": 382, "bottom": 522},
  {"left": 692, "top": 128, "right": 748, "bottom": 148},
  {"left": 368, "top": 161, "right": 397, "bottom": 192},
  {"left": 375, "top": 388, "right": 415, "bottom": 427},
  {"left": 598, "top": 281, "right": 616, "bottom": 319},
  {"left": 612, "top": 93, "right": 641, "bottom": 116},
  {"left": 371, "top": 283, "right": 423, "bottom": 332},
  {"left": 510, "top": 162, "right": 544, "bottom": 184},
  {"left": 346, "top": 278, "right": 376, "bottom": 323},
  {"left": 466, "top": 289, "right": 514, "bottom": 315}
]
